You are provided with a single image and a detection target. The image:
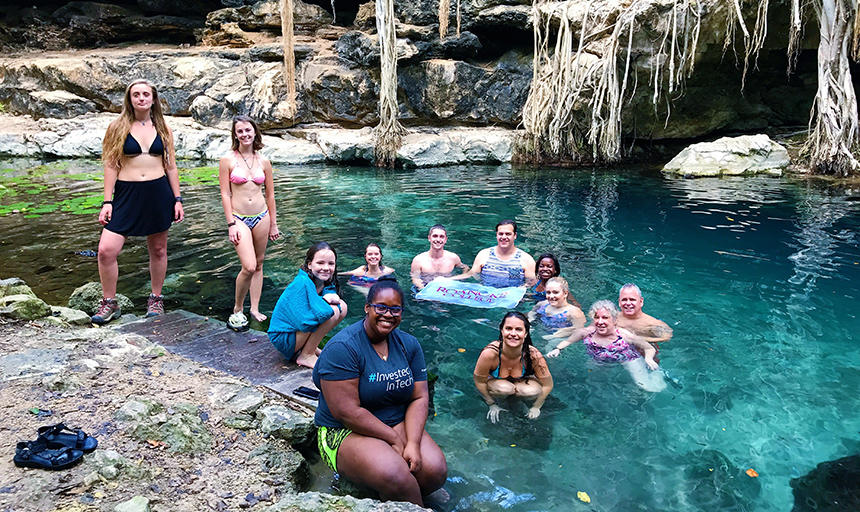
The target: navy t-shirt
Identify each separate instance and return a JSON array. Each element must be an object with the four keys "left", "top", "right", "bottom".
[{"left": 313, "top": 320, "right": 427, "bottom": 428}]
